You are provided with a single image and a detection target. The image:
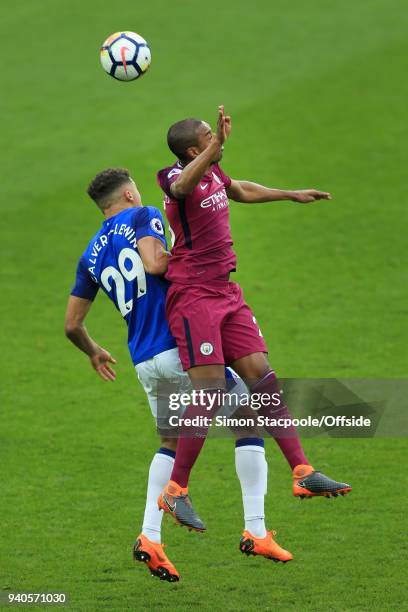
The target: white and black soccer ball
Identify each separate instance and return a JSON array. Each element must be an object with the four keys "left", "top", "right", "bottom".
[{"left": 100, "top": 31, "right": 151, "bottom": 81}]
